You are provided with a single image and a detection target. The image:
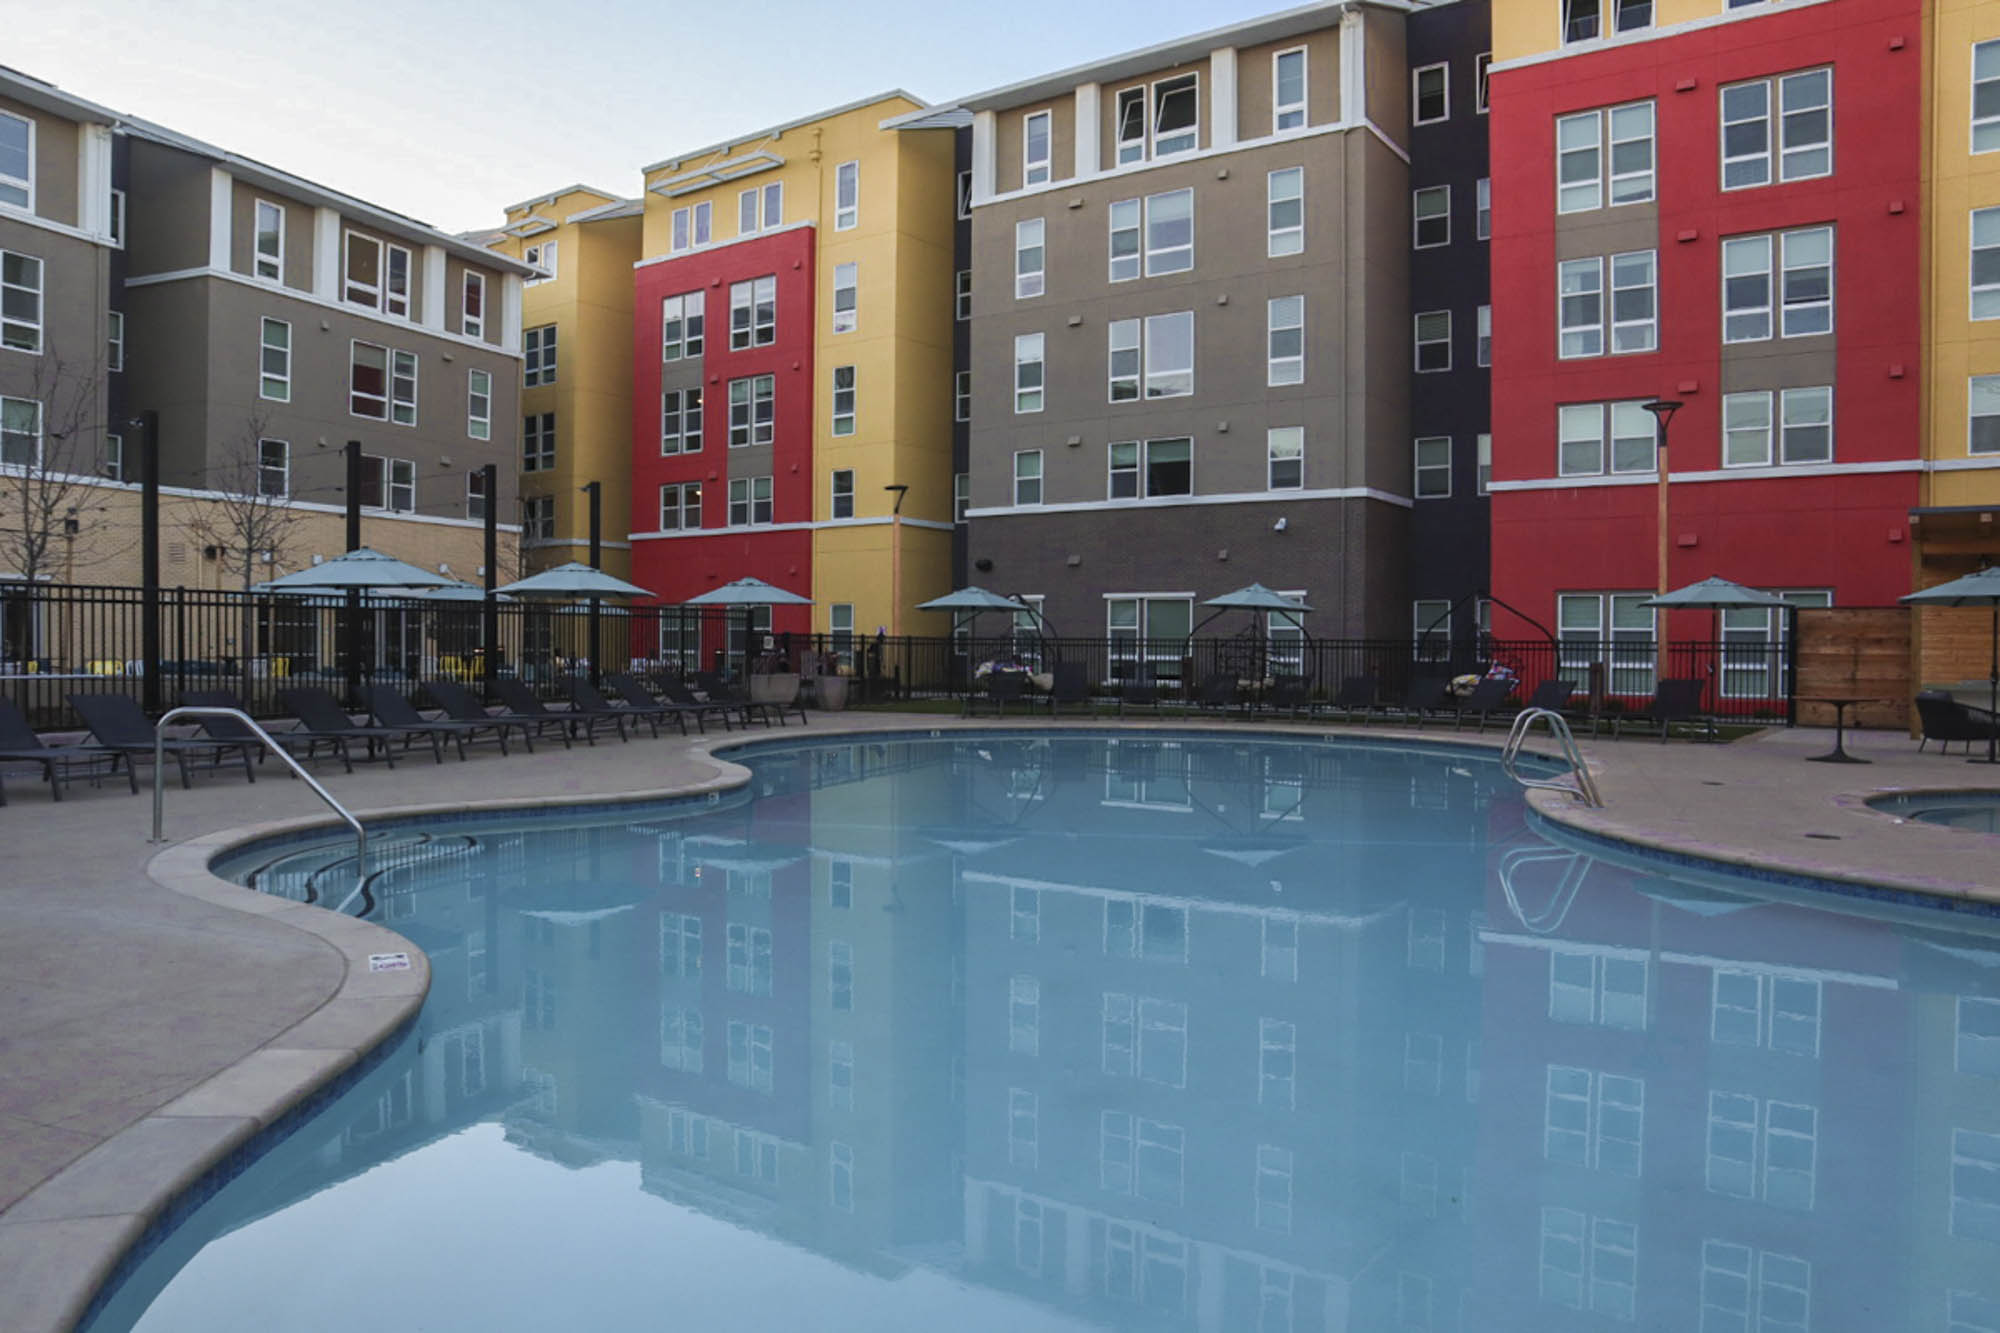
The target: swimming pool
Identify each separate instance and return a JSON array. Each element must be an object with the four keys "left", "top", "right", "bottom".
[
  {"left": 88, "top": 732, "right": 2000, "bottom": 1331},
  {"left": 1870, "top": 790, "right": 2000, "bottom": 835}
]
